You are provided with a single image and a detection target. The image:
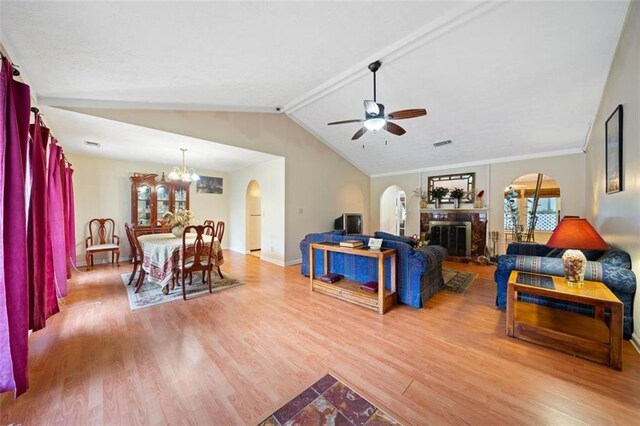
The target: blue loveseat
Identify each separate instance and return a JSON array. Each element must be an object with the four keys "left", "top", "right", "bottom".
[
  {"left": 300, "top": 230, "right": 447, "bottom": 308},
  {"left": 494, "top": 242, "right": 636, "bottom": 338}
]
